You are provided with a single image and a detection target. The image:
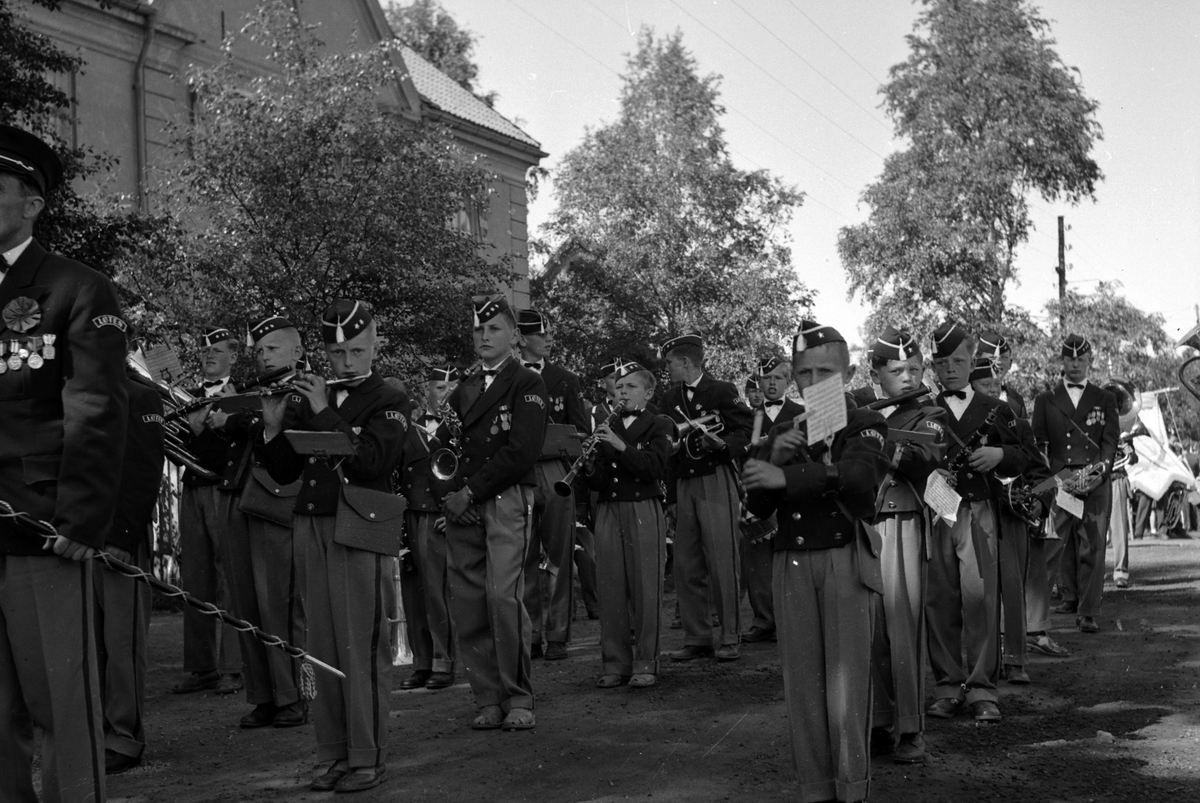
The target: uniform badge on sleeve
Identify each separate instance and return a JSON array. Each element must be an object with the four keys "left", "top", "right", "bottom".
[
  {"left": 143, "top": 413, "right": 165, "bottom": 426},
  {"left": 384, "top": 410, "right": 408, "bottom": 430},
  {"left": 924, "top": 420, "right": 944, "bottom": 438},
  {"left": 860, "top": 428, "right": 885, "bottom": 447},
  {"left": 524, "top": 394, "right": 545, "bottom": 409},
  {"left": 91, "top": 315, "right": 127, "bottom": 332}
]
